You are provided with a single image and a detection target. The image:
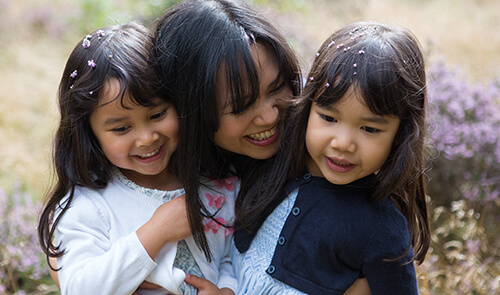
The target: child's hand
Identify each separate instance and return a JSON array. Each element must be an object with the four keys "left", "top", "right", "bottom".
[
  {"left": 155, "top": 194, "right": 192, "bottom": 242},
  {"left": 184, "top": 274, "right": 235, "bottom": 295},
  {"left": 137, "top": 194, "right": 192, "bottom": 259}
]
